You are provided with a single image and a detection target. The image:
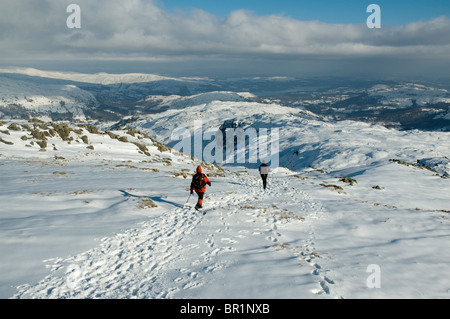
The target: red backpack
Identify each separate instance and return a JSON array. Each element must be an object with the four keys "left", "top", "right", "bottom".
[{"left": 192, "top": 173, "right": 206, "bottom": 190}]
